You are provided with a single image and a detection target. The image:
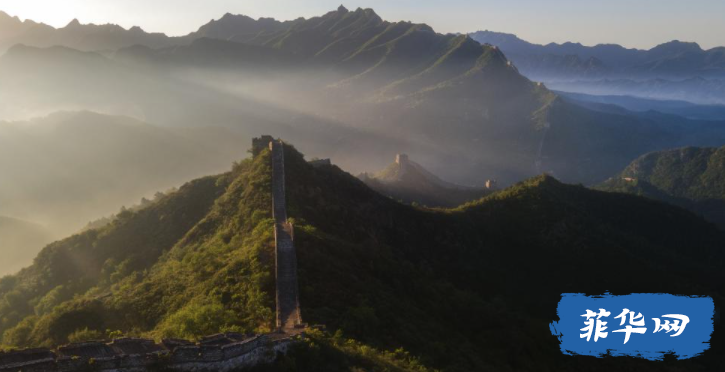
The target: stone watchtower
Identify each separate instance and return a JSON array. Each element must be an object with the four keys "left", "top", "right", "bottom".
[
  {"left": 252, "top": 135, "right": 275, "bottom": 157},
  {"left": 395, "top": 153, "right": 410, "bottom": 176},
  {"left": 395, "top": 153, "right": 409, "bottom": 165}
]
